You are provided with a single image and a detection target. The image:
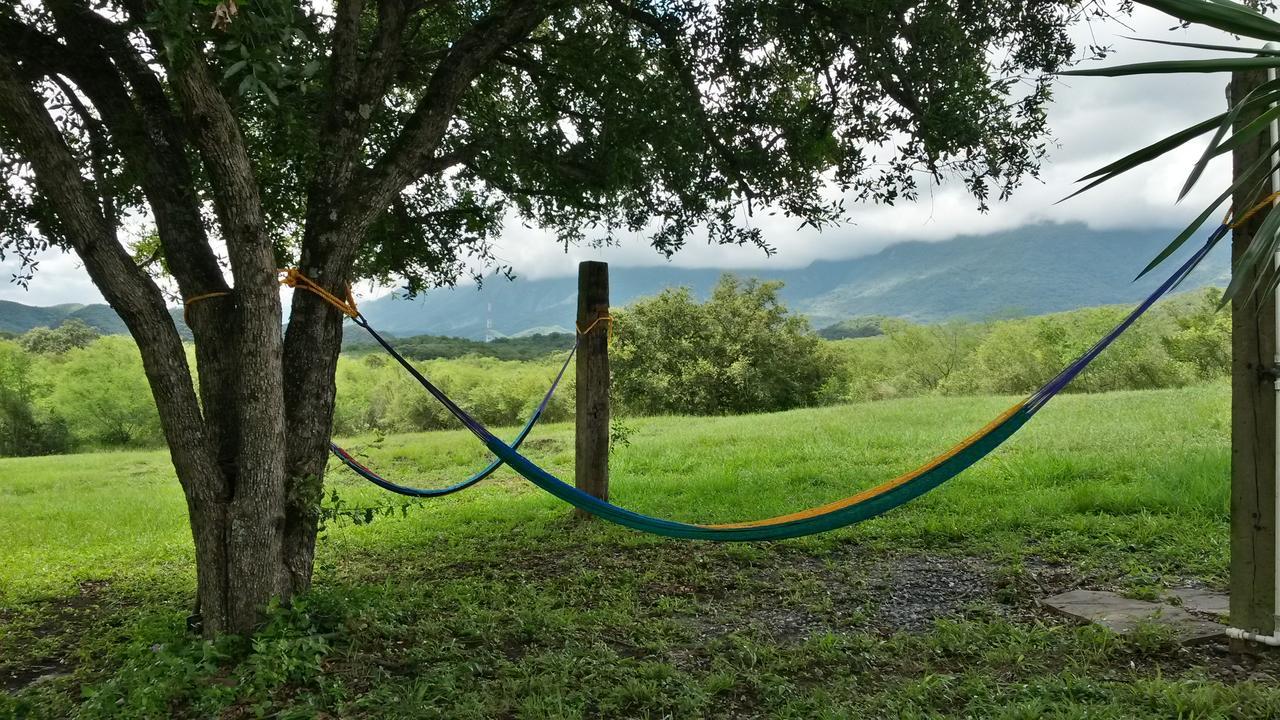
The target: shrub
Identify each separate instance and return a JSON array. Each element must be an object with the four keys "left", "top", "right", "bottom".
[
  {"left": 42, "top": 336, "right": 163, "bottom": 447},
  {"left": 612, "top": 275, "right": 833, "bottom": 415}
]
